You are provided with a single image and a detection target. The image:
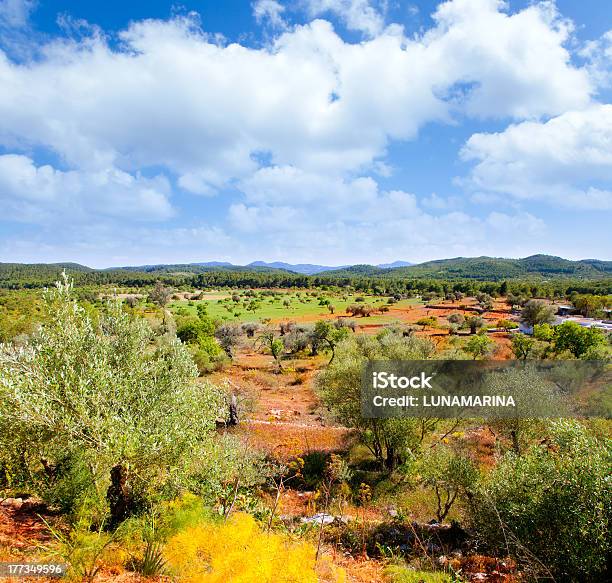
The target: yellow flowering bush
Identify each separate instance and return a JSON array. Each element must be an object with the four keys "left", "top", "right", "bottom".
[{"left": 165, "top": 512, "right": 324, "bottom": 582}]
